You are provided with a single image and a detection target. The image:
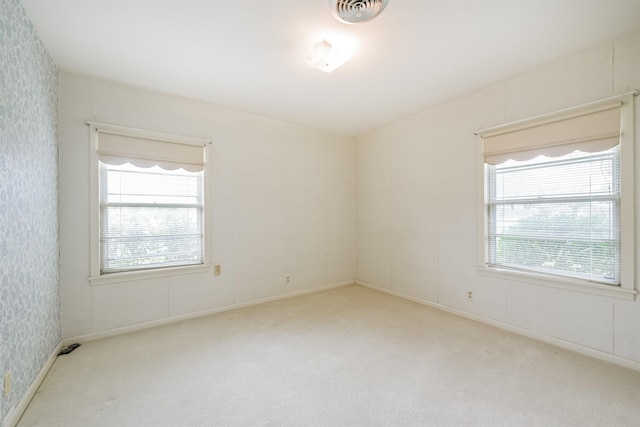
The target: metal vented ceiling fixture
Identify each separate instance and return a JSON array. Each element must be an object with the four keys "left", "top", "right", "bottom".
[{"left": 331, "top": 0, "right": 389, "bottom": 24}]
